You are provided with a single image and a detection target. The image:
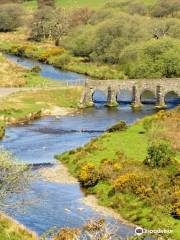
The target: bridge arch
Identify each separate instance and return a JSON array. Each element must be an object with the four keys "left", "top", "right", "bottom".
[
  {"left": 81, "top": 79, "right": 180, "bottom": 108},
  {"left": 116, "top": 89, "right": 133, "bottom": 103},
  {"left": 164, "top": 91, "right": 180, "bottom": 104},
  {"left": 140, "top": 89, "right": 156, "bottom": 104},
  {"left": 92, "top": 89, "right": 108, "bottom": 104}
]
